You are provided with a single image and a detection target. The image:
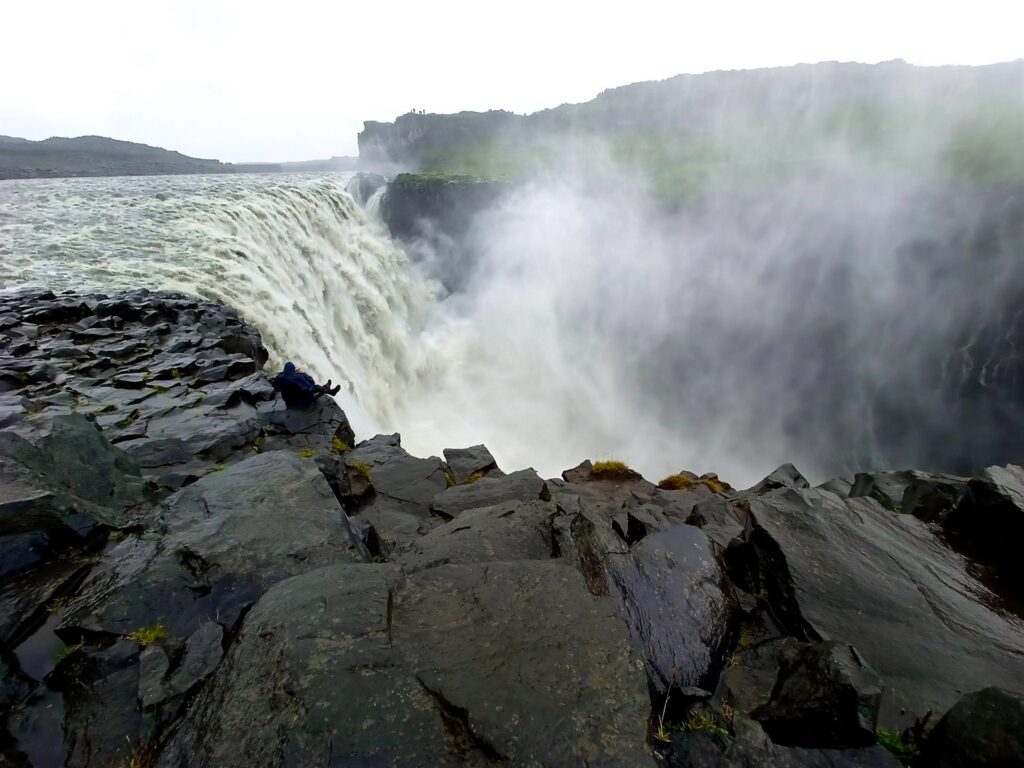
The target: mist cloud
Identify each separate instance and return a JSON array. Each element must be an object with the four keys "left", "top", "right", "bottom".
[{"left": 390, "top": 86, "right": 1024, "bottom": 488}]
